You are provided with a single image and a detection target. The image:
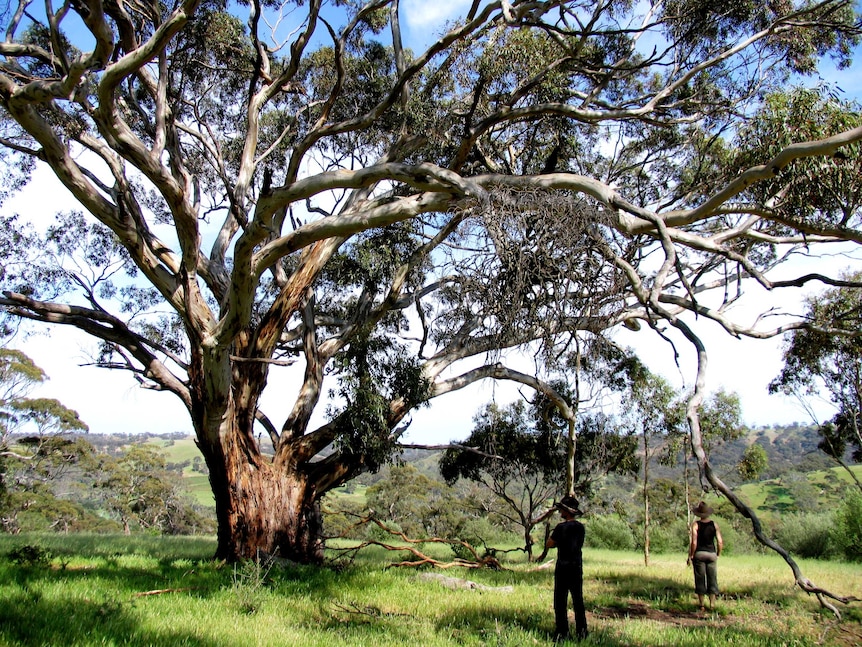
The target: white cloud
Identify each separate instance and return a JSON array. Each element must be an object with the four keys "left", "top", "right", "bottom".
[{"left": 401, "top": 0, "right": 471, "bottom": 33}]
